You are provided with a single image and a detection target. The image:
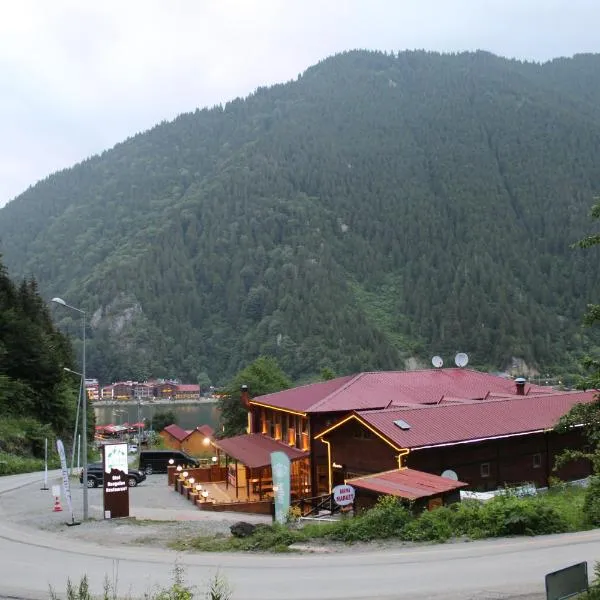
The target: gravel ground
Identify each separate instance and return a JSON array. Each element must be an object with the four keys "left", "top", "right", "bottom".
[{"left": 0, "top": 472, "right": 269, "bottom": 550}]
